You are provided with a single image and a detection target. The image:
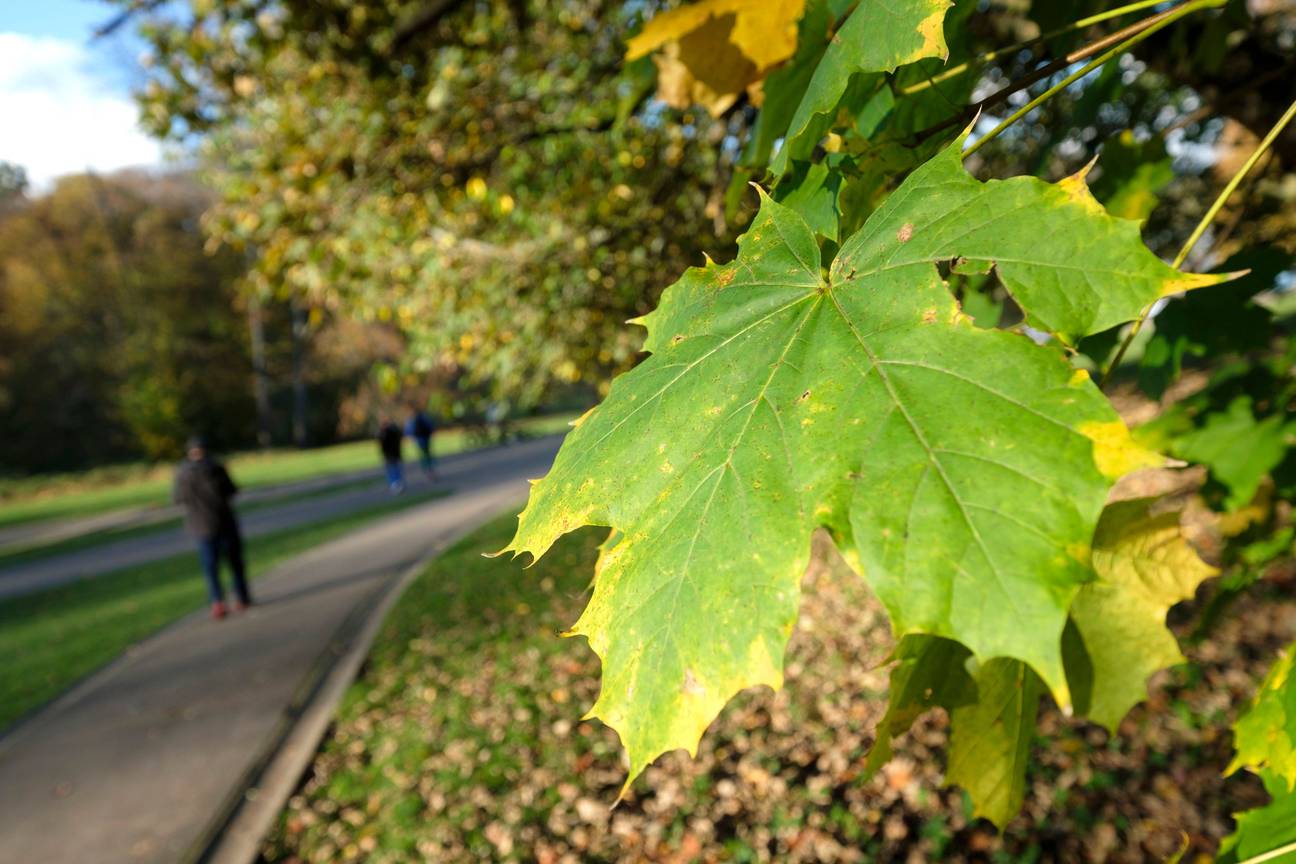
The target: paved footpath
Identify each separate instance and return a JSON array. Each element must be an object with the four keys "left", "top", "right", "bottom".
[
  {"left": 0, "top": 436, "right": 559, "bottom": 864},
  {"left": 0, "top": 440, "right": 552, "bottom": 601}
]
